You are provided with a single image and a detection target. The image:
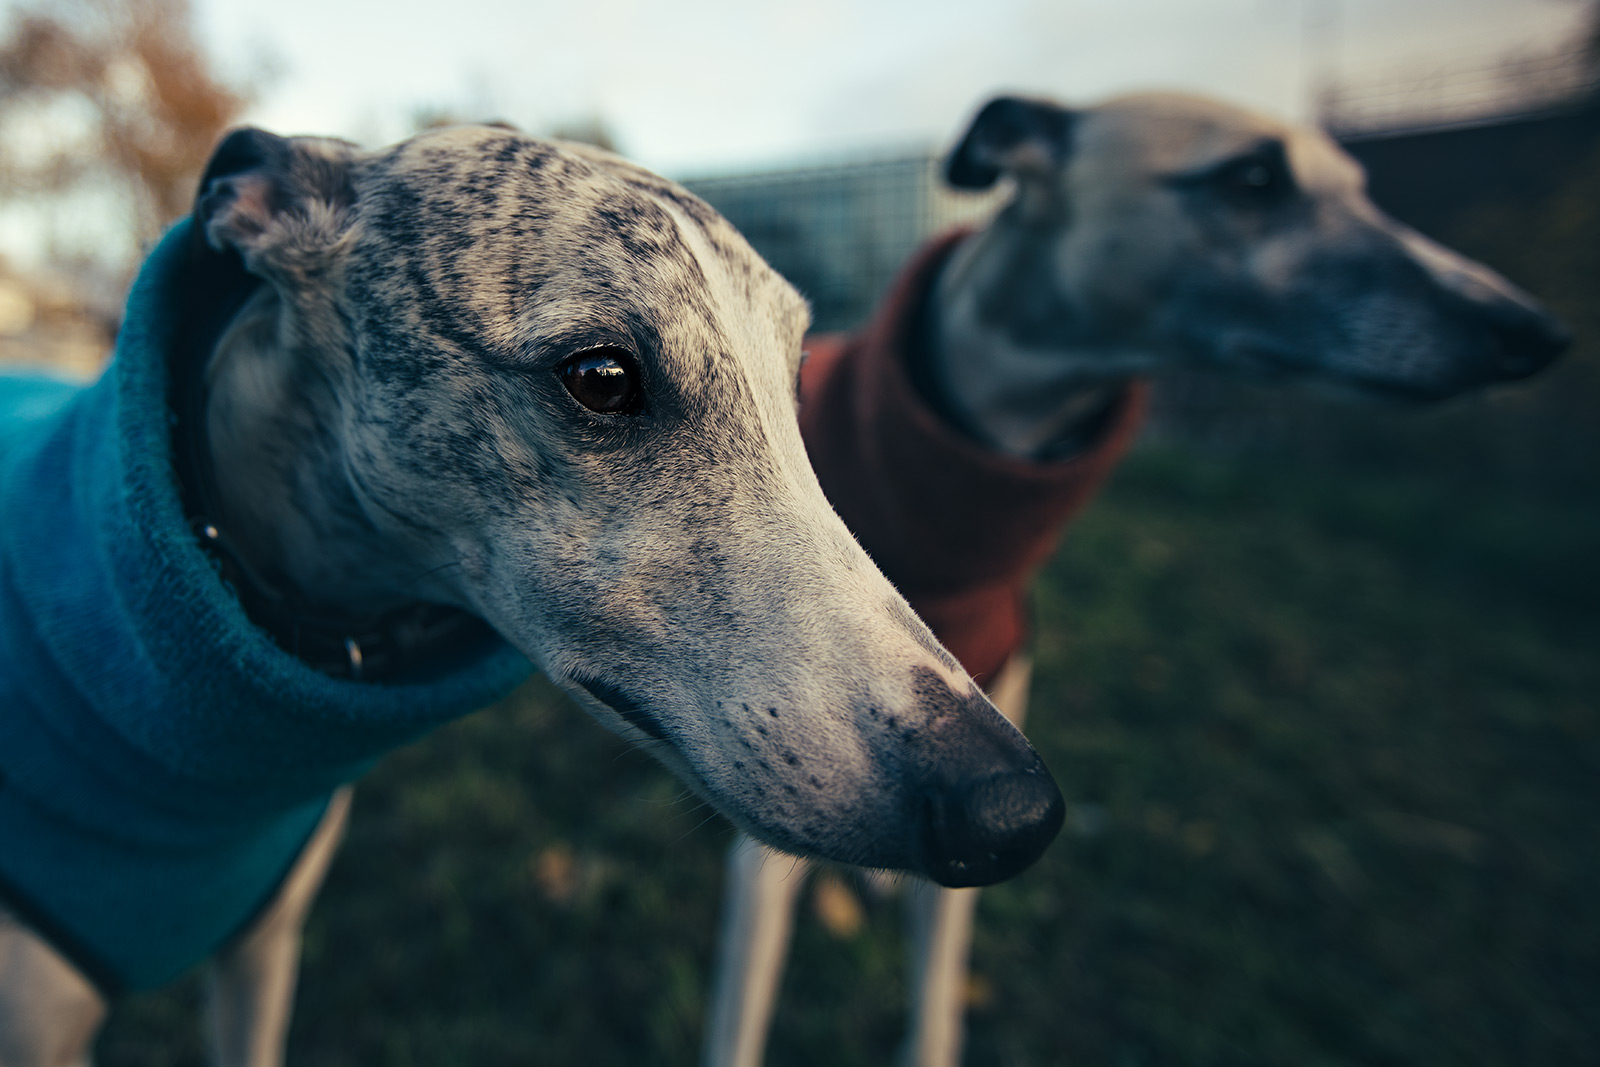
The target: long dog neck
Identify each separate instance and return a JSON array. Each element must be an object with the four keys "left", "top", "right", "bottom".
[
  {"left": 199, "top": 286, "right": 382, "bottom": 612},
  {"left": 923, "top": 224, "right": 1161, "bottom": 460},
  {"left": 189, "top": 283, "right": 487, "bottom": 678}
]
